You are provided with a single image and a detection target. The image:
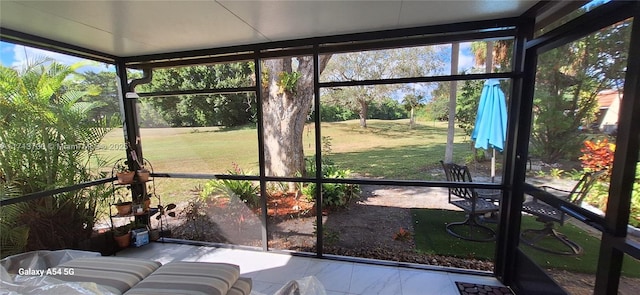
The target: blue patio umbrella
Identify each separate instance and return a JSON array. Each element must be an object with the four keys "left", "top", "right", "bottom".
[{"left": 471, "top": 79, "right": 507, "bottom": 182}]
